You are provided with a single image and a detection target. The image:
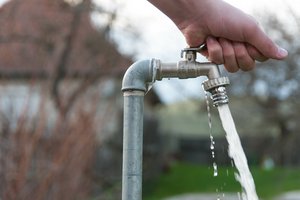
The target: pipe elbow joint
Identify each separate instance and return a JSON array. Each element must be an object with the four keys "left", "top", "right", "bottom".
[{"left": 122, "top": 59, "right": 157, "bottom": 93}]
